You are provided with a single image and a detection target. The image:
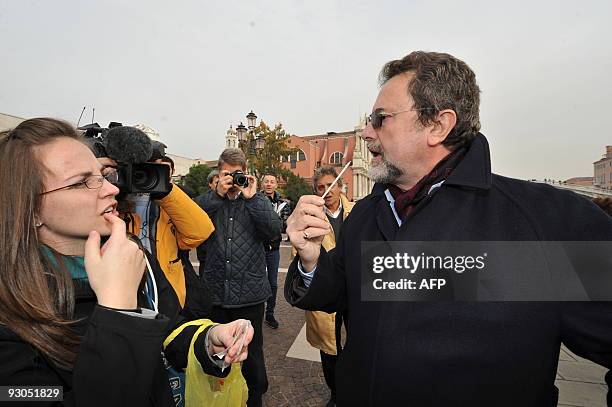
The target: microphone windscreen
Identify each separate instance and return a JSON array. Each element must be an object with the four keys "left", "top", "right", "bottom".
[{"left": 104, "top": 126, "right": 153, "bottom": 164}]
